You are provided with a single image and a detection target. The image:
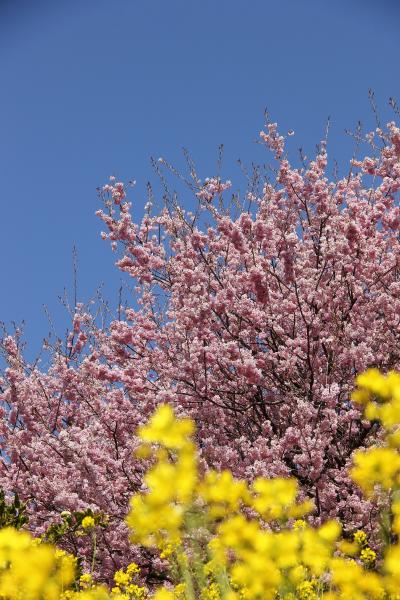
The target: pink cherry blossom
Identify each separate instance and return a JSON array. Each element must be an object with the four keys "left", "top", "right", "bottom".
[{"left": 2, "top": 119, "right": 400, "bottom": 578}]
